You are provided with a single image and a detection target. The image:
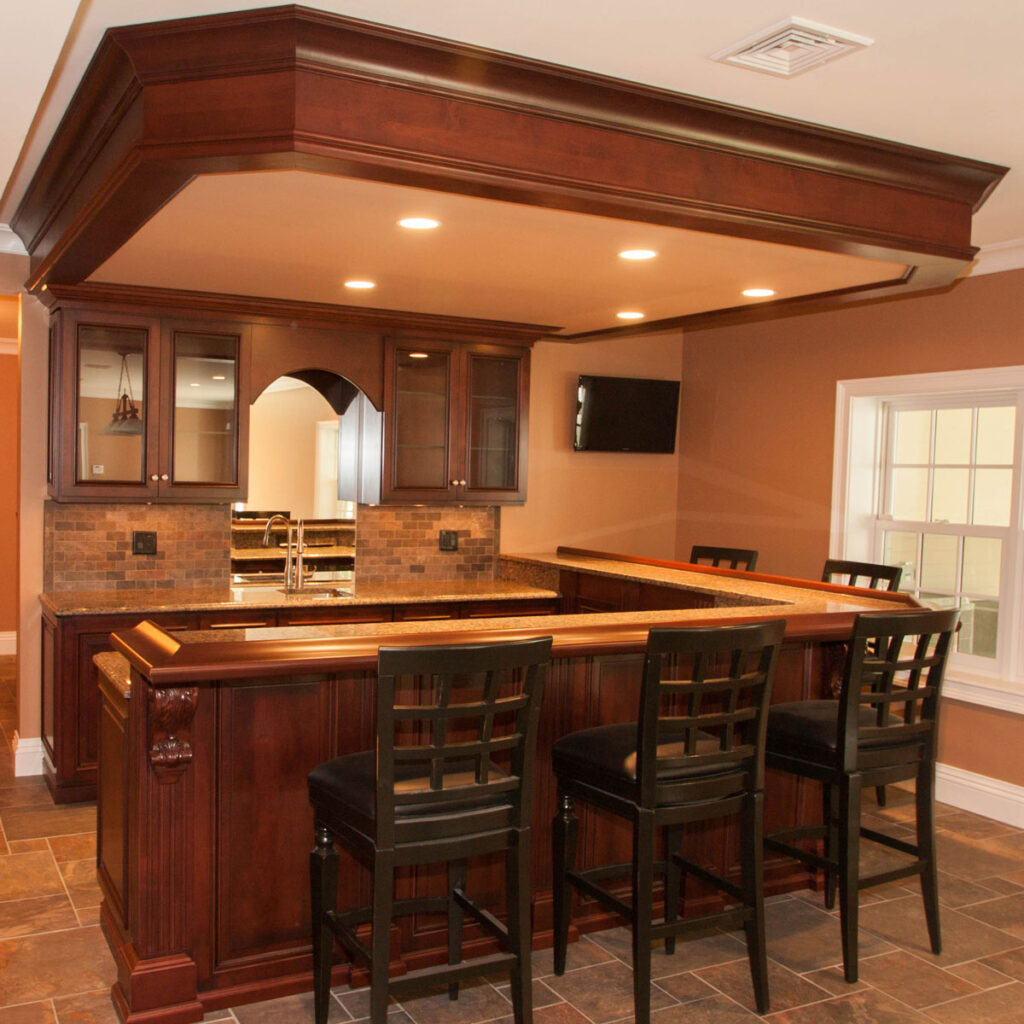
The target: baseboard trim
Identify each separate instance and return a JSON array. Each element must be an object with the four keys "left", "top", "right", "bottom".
[
  {"left": 0, "top": 631, "right": 15, "bottom": 655},
  {"left": 934, "top": 762, "right": 1024, "bottom": 828},
  {"left": 12, "top": 733, "right": 46, "bottom": 777}
]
